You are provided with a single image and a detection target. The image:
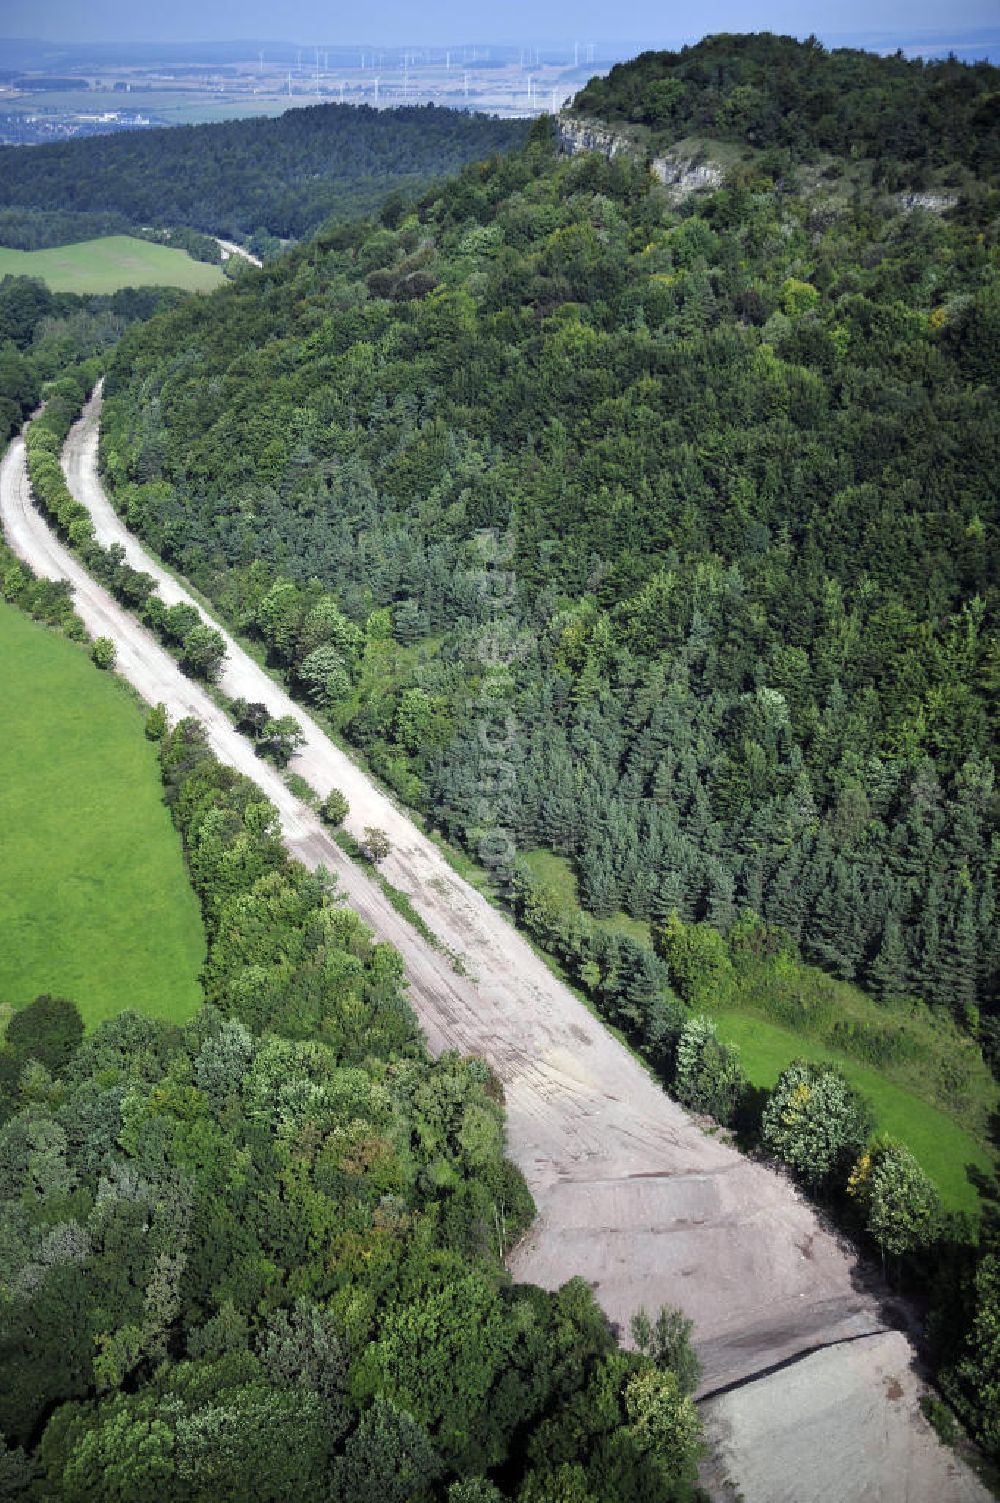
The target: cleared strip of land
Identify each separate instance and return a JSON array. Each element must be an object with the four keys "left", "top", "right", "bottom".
[{"left": 0, "top": 391, "right": 987, "bottom": 1502}]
